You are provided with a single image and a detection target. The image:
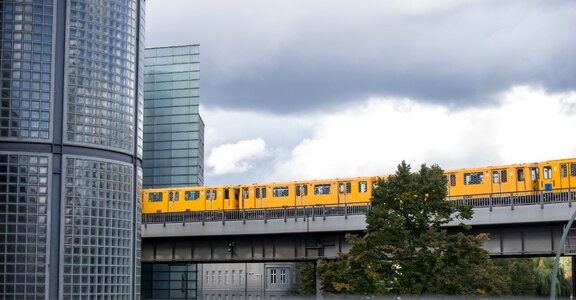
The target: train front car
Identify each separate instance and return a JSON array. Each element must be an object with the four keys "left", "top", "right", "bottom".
[
  {"left": 143, "top": 188, "right": 169, "bottom": 213},
  {"left": 537, "top": 158, "right": 576, "bottom": 192}
]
